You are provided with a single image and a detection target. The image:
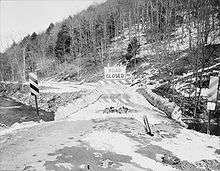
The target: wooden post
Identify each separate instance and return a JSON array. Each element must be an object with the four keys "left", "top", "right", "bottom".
[
  {"left": 207, "top": 110, "right": 211, "bottom": 135},
  {"left": 35, "top": 95, "right": 40, "bottom": 122},
  {"left": 143, "top": 115, "right": 153, "bottom": 136},
  {"left": 216, "top": 73, "right": 220, "bottom": 130},
  {"left": 215, "top": 73, "right": 220, "bottom": 110}
]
